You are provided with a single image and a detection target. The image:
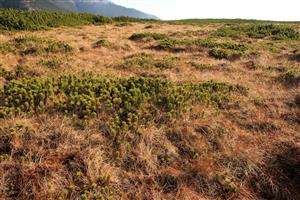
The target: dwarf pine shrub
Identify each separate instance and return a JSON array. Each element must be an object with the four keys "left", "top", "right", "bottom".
[
  {"left": 0, "top": 75, "right": 246, "bottom": 140},
  {"left": 214, "top": 24, "right": 300, "bottom": 40},
  {"left": 93, "top": 39, "right": 112, "bottom": 48},
  {"left": 209, "top": 49, "right": 243, "bottom": 60},
  {"left": 155, "top": 38, "right": 199, "bottom": 50},
  {"left": 0, "top": 9, "right": 156, "bottom": 31},
  {"left": 129, "top": 32, "right": 168, "bottom": 41},
  {"left": 0, "top": 9, "right": 113, "bottom": 31},
  {"left": 155, "top": 38, "right": 247, "bottom": 56},
  {"left": 200, "top": 40, "right": 248, "bottom": 52},
  {"left": 0, "top": 43, "right": 15, "bottom": 54}
]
